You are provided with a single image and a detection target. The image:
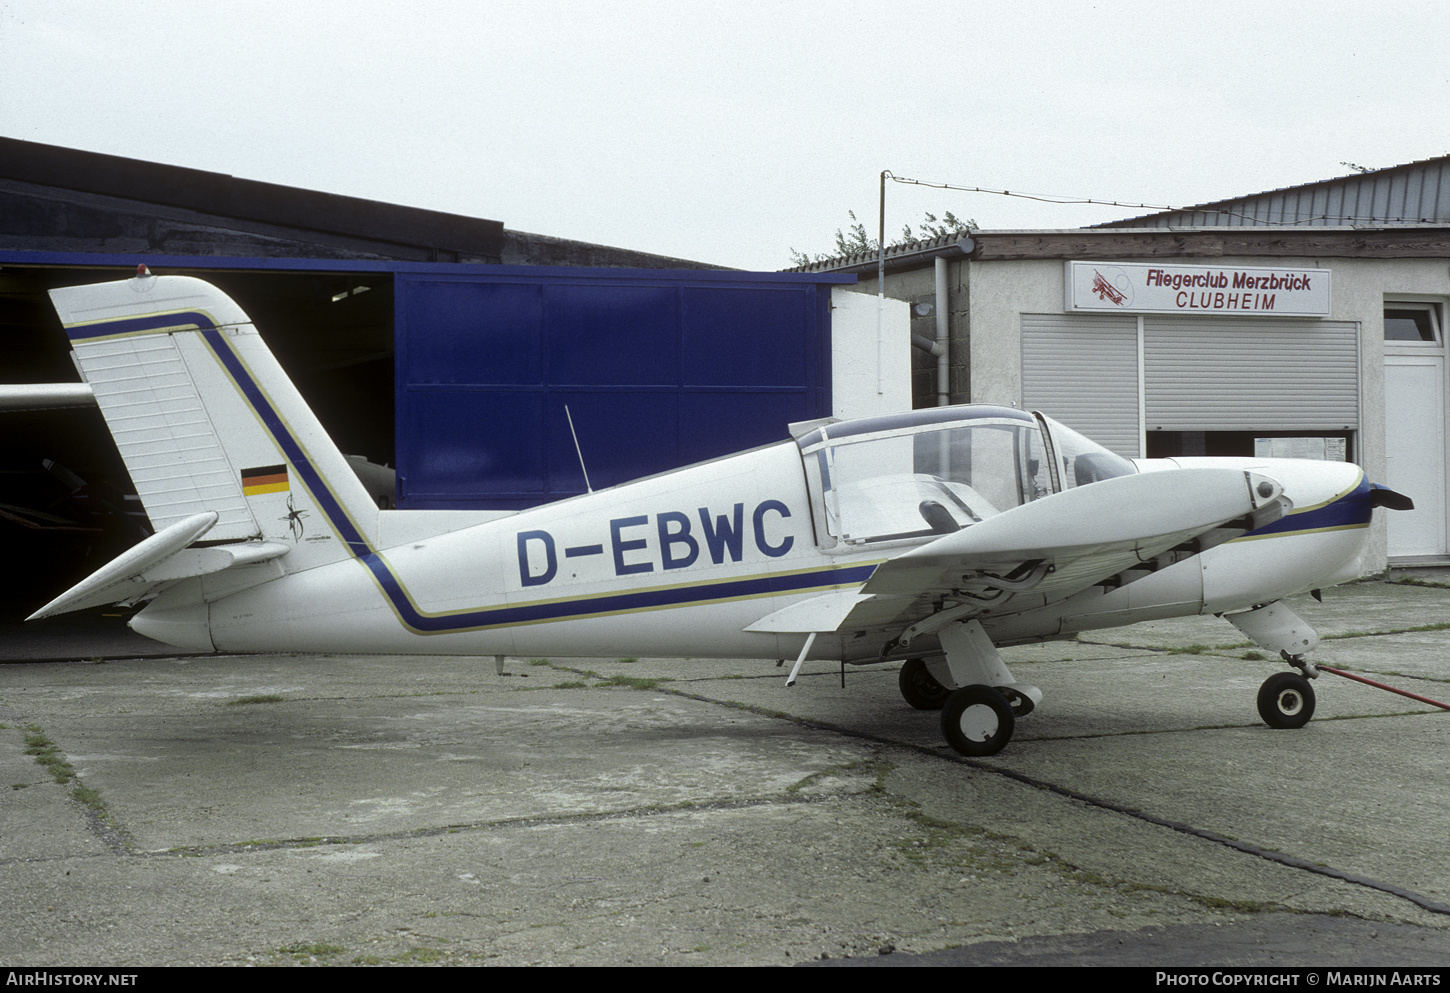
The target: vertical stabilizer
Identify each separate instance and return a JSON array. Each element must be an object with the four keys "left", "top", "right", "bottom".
[{"left": 49, "top": 271, "right": 380, "bottom": 572}]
